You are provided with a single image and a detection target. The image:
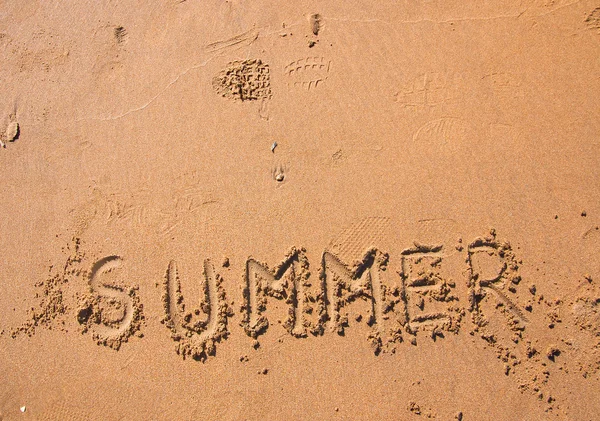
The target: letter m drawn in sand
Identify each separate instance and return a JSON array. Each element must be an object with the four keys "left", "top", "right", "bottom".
[
  {"left": 321, "top": 249, "right": 388, "bottom": 336},
  {"left": 242, "top": 247, "right": 312, "bottom": 338}
]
